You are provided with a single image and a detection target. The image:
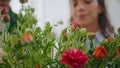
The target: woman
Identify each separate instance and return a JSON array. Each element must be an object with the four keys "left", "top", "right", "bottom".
[
  {"left": 0, "top": 0, "right": 17, "bottom": 48},
  {"left": 70, "top": 0, "right": 114, "bottom": 47}
]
